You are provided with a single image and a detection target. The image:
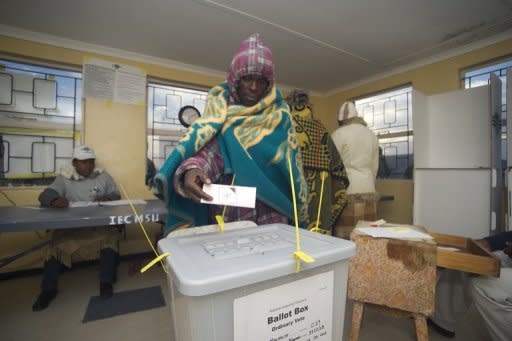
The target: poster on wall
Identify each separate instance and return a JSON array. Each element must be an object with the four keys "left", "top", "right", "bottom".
[
  {"left": 234, "top": 271, "right": 334, "bottom": 341},
  {"left": 83, "top": 58, "right": 146, "bottom": 105}
]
